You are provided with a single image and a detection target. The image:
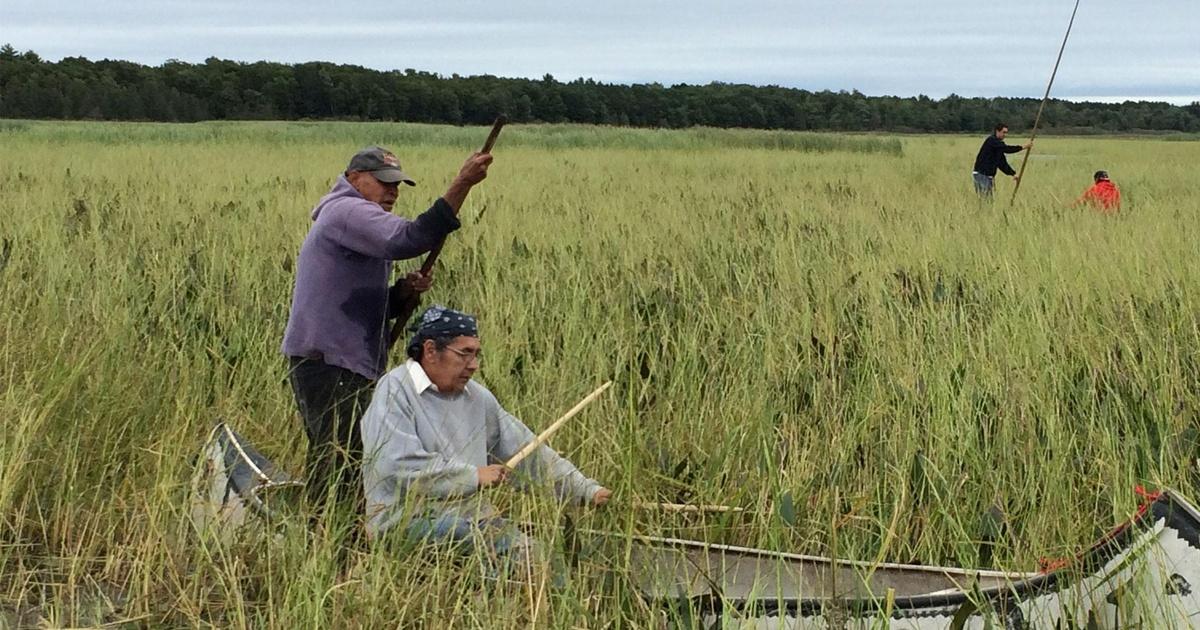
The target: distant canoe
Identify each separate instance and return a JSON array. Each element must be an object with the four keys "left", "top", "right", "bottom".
[{"left": 193, "top": 422, "right": 1200, "bottom": 627}]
